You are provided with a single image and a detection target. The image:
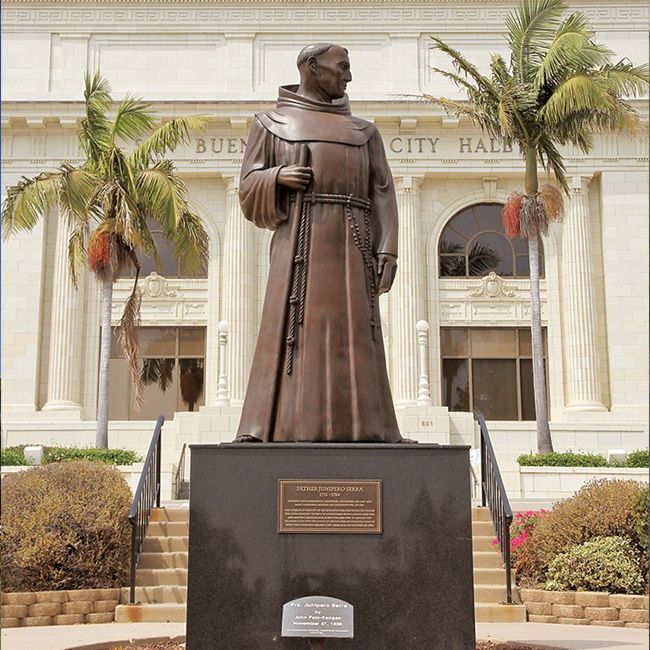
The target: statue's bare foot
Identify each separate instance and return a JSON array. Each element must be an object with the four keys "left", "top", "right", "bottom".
[
  {"left": 234, "top": 434, "right": 263, "bottom": 443},
  {"left": 398, "top": 437, "right": 418, "bottom": 444}
]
